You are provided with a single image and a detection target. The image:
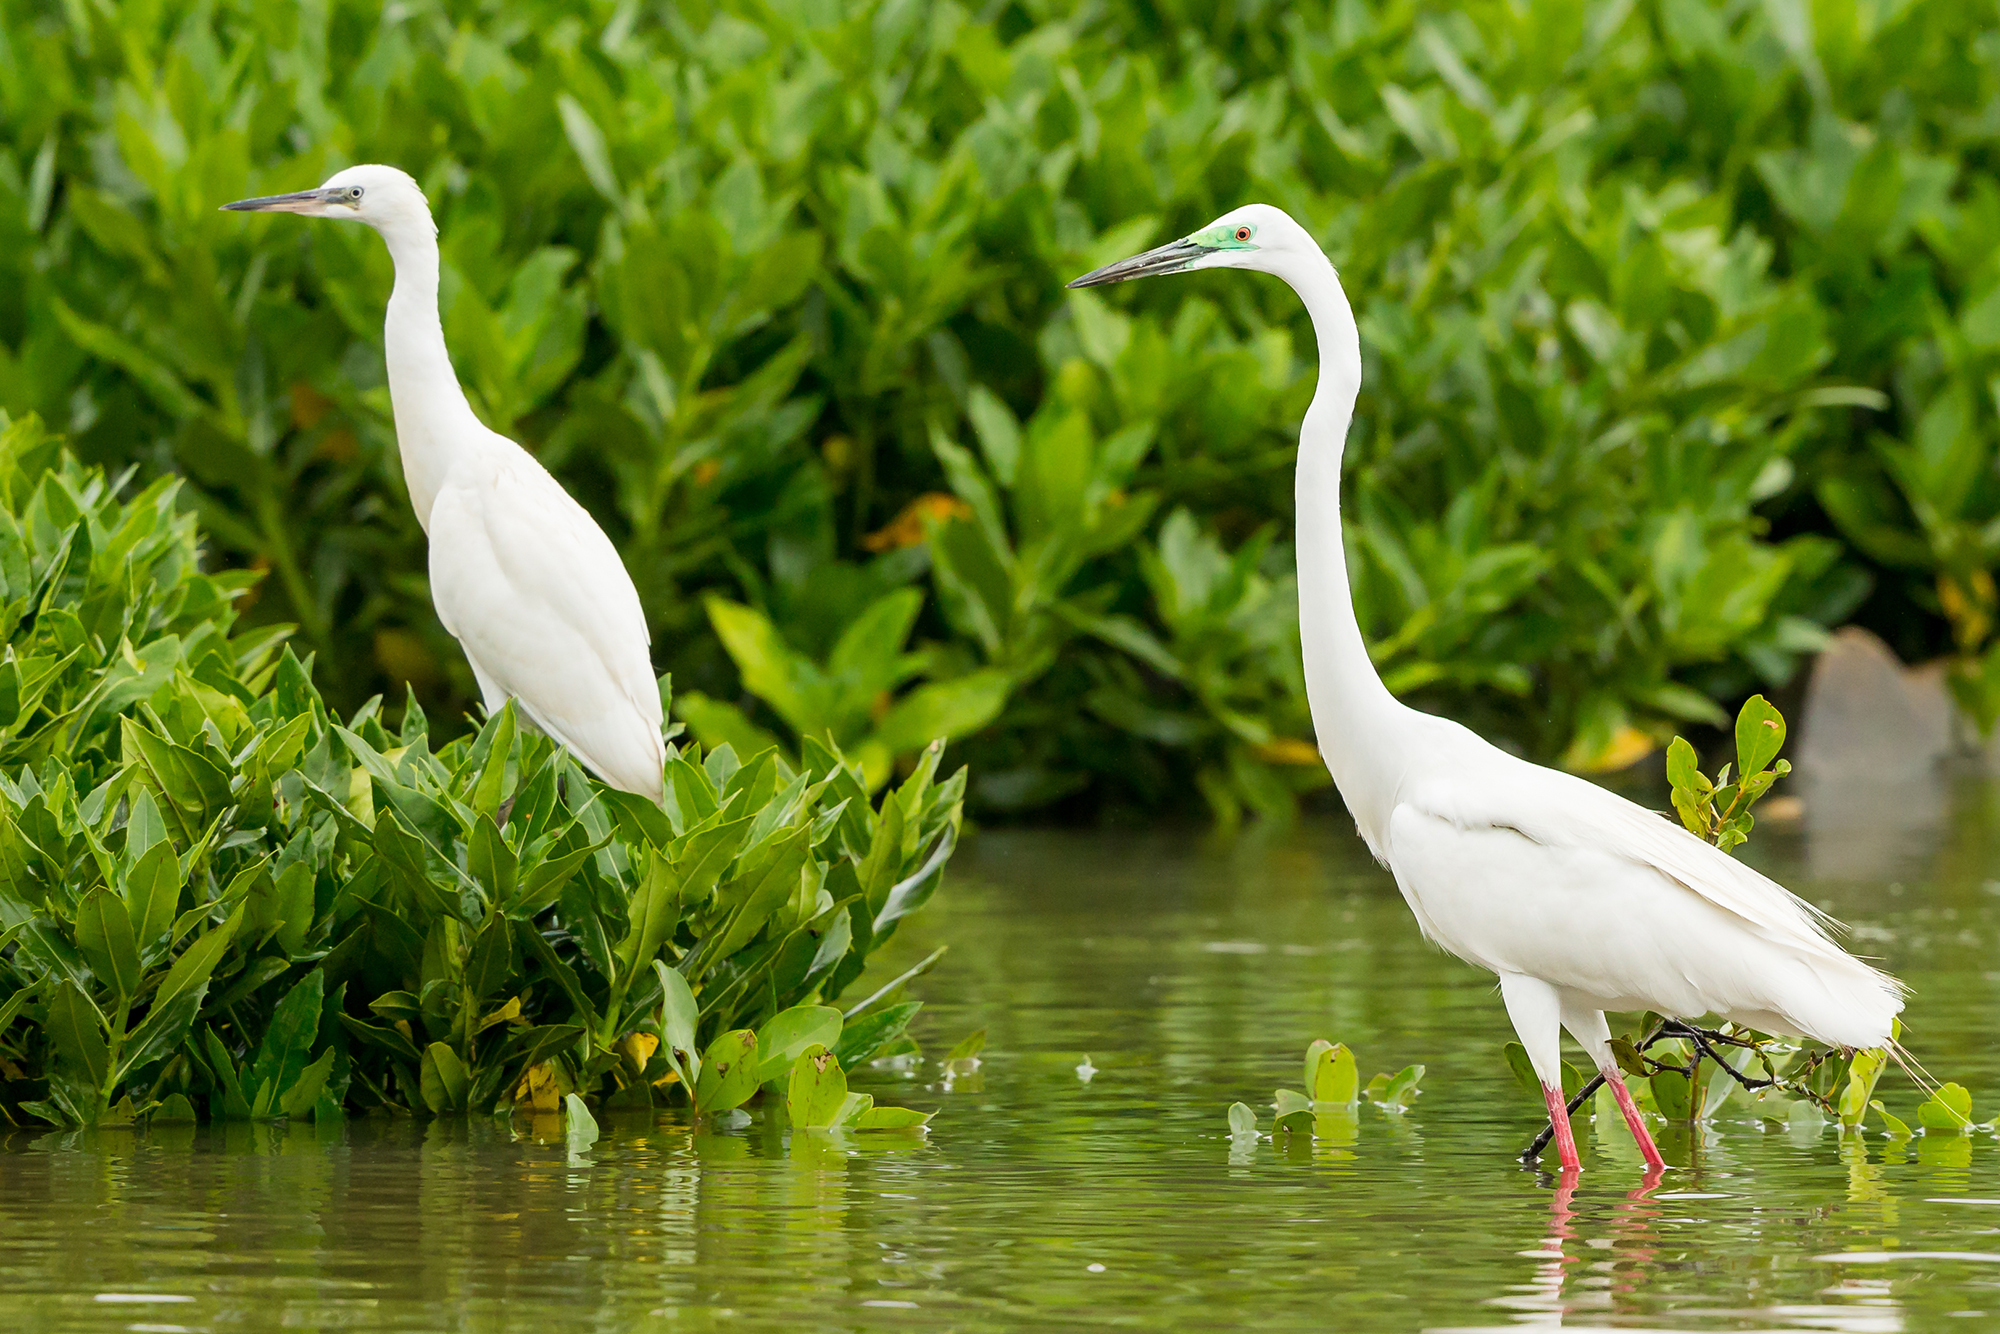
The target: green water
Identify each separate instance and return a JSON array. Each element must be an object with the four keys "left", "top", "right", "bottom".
[{"left": 8, "top": 796, "right": 2000, "bottom": 1332}]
